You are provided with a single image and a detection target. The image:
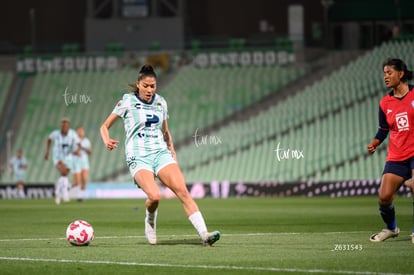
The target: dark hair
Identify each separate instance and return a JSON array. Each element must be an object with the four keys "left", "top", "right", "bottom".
[
  {"left": 128, "top": 64, "right": 157, "bottom": 93},
  {"left": 137, "top": 64, "right": 157, "bottom": 81},
  {"left": 383, "top": 58, "right": 413, "bottom": 82}
]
